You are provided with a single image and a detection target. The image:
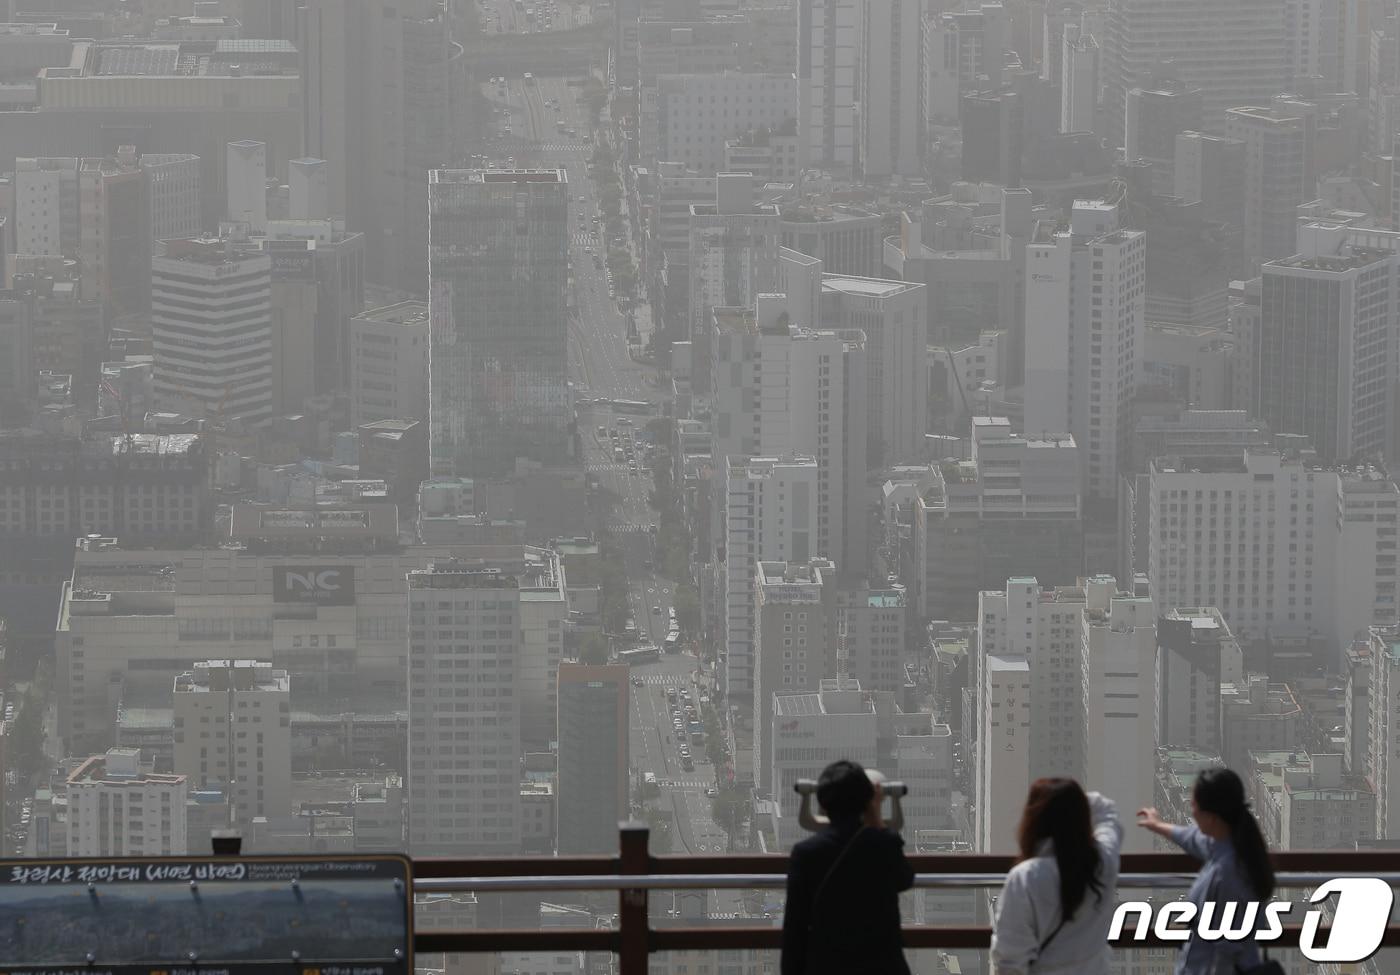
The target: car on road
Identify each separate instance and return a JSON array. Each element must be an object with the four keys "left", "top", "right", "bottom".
[
  {"left": 652, "top": 605, "right": 661, "bottom": 615},
  {"left": 706, "top": 787, "right": 718, "bottom": 797},
  {"left": 631, "top": 677, "right": 644, "bottom": 686}
]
